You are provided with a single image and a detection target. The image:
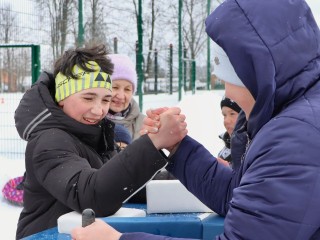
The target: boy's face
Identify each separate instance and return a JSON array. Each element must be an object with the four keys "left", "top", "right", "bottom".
[
  {"left": 221, "top": 106, "right": 239, "bottom": 136},
  {"left": 58, "top": 88, "right": 112, "bottom": 125},
  {"left": 110, "top": 79, "right": 134, "bottom": 112}
]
